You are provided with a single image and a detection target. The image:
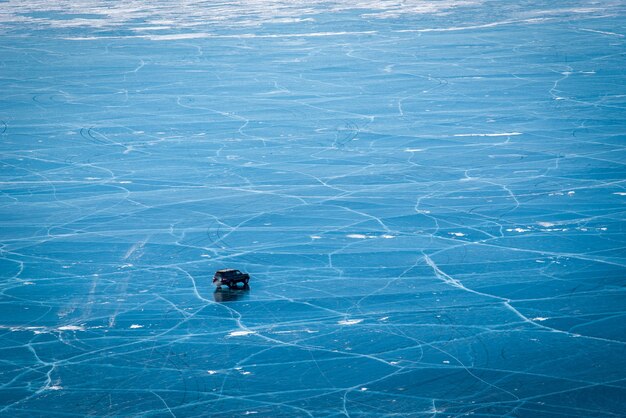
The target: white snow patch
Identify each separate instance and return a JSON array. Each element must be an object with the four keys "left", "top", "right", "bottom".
[
  {"left": 228, "top": 330, "right": 256, "bottom": 337},
  {"left": 537, "top": 222, "right": 555, "bottom": 227},
  {"left": 8, "top": 326, "right": 47, "bottom": 334},
  {"left": 57, "top": 325, "right": 85, "bottom": 331},
  {"left": 506, "top": 228, "right": 530, "bottom": 233},
  {"left": 338, "top": 319, "right": 363, "bottom": 325}
]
